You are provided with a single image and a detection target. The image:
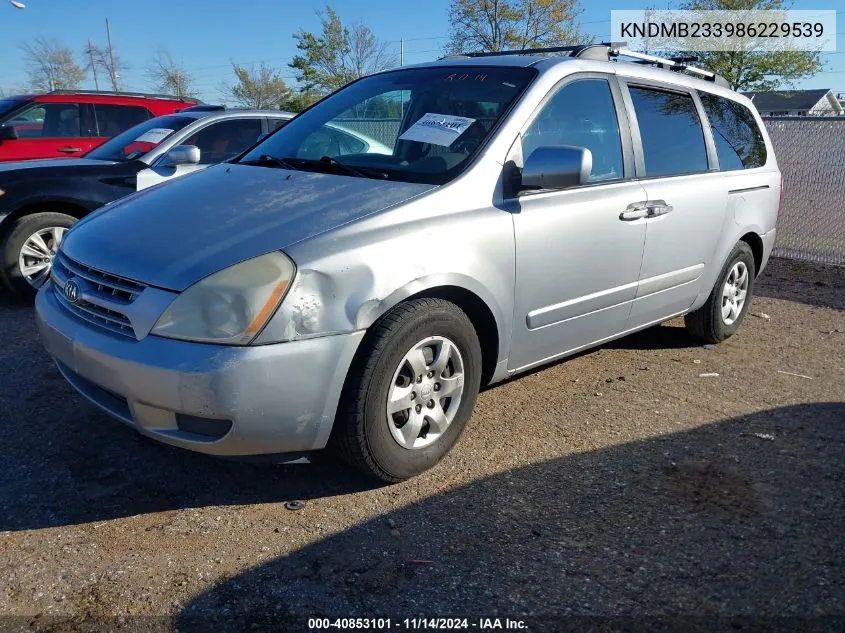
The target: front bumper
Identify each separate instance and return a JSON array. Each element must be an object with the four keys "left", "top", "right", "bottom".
[{"left": 35, "top": 285, "right": 364, "bottom": 455}]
